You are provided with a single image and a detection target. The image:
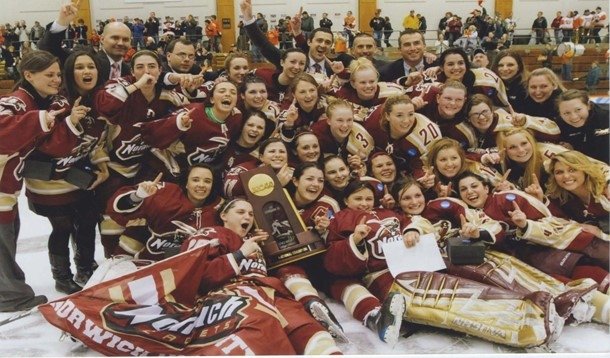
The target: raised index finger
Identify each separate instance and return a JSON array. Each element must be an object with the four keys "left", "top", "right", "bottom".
[
  {"left": 74, "top": 96, "right": 82, "bottom": 107},
  {"left": 358, "top": 216, "right": 367, "bottom": 226},
  {"left": 501, "top": 169, "right": 511, "bottom": 181},
  {"left": 531, "top": 173, "right": 540, "bottom": 186},
  {"left": 512, "top": 200, "right": 521, "bottom": 212},
  {"left": 152, "top": 172, "right": 163, "bottom": 184}
]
